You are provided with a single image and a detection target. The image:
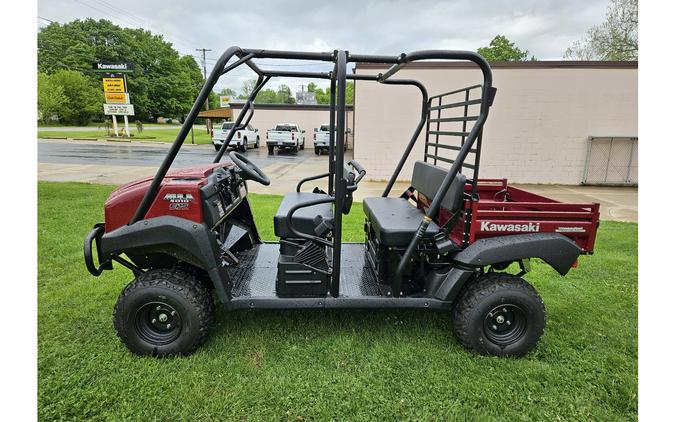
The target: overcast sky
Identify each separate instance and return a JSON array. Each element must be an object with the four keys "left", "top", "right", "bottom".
[{"left": 38, "top": 0, "right": 610, "bottom": 93}]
